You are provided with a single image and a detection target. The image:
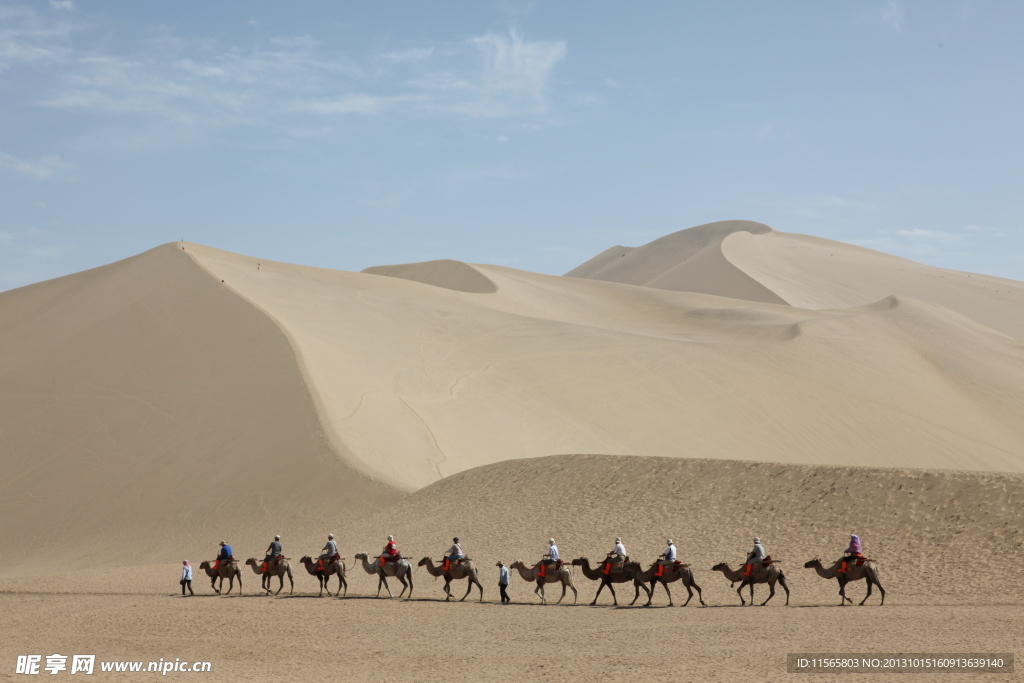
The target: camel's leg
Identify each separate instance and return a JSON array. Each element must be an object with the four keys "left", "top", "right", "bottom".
[
  {"left": 460, "top": 578, "right": 474, "bottom": 602},
  {"left": 778, "top": 572, "right": 790, "bottom": 606},
  {"left": 860, "top": 577, "right": 873, "bottom": 606},
  {"left": 873, "top": 573, "right": 885, "bottom": 606},
  {"left": 477, "top": 578, "right": 484, "bottom": 602},
  {"left": 736, "top": 581, "right": 747, "bottom": 606},
  {"left": 534, "top": 581, "right": 545, "bottom": 604},
  {"left": 664, "top": 581, "right": 674, "bottom": 607},
  {"left": 607, "top": 582, "right": 618, "bottom": 606},
  {"left": 445, "top": 578, "right": 453, "bottom": 602},
  {"left": 760, "top": 579, "right": 776, "bottom": 606},
  {"left": 556, "top": 579, "right": 567, "bottom": 605},
  {"left": 692, "top": 578, "right": 706, "bottom": 607},
  {"left": 644, "top": 580, "right": 656, "bottom": 607},
  {"left": 381, "top": 574, "right": 394, "bottom": 598},
  {"left": 748, "top": 581, "right": 755, "bottom": 606},
  {"left": 405, "top": 572, "right": 413, "bottom": 599},
  {"left": 591, "top": 579, "right": 607, "bottom": 606},
  {"left": 340, "top": 575, "right": 347, "bottom": 598},
  {"left": 838, "top": 577, "right": 848, "bottom": 606},
  {"left": 397, "top": 575, "right": 409, "bottom": 598},
  {"left": 570, "top": 583, "right": 578, "bottom": 604},
  {"left": 211, "top": 576, "right": 219, "bottom": 594}
]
